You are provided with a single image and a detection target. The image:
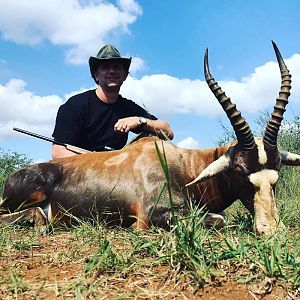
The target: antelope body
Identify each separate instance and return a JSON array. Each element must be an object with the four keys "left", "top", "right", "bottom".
[{"left": 1, "top": 42, "right": 300, "bottom": 236}]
